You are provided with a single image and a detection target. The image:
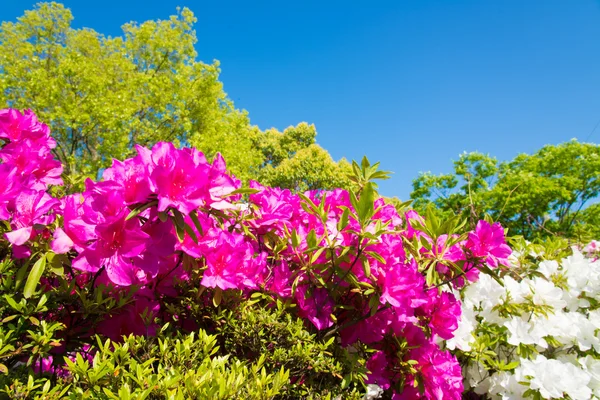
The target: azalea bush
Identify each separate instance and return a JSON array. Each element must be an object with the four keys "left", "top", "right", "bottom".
[
  {"left": 0, "top": 109, "right": 512, "bottom": 399},
  {"left": 453, "top": 237, "right": 600, "bottom": 399}
]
